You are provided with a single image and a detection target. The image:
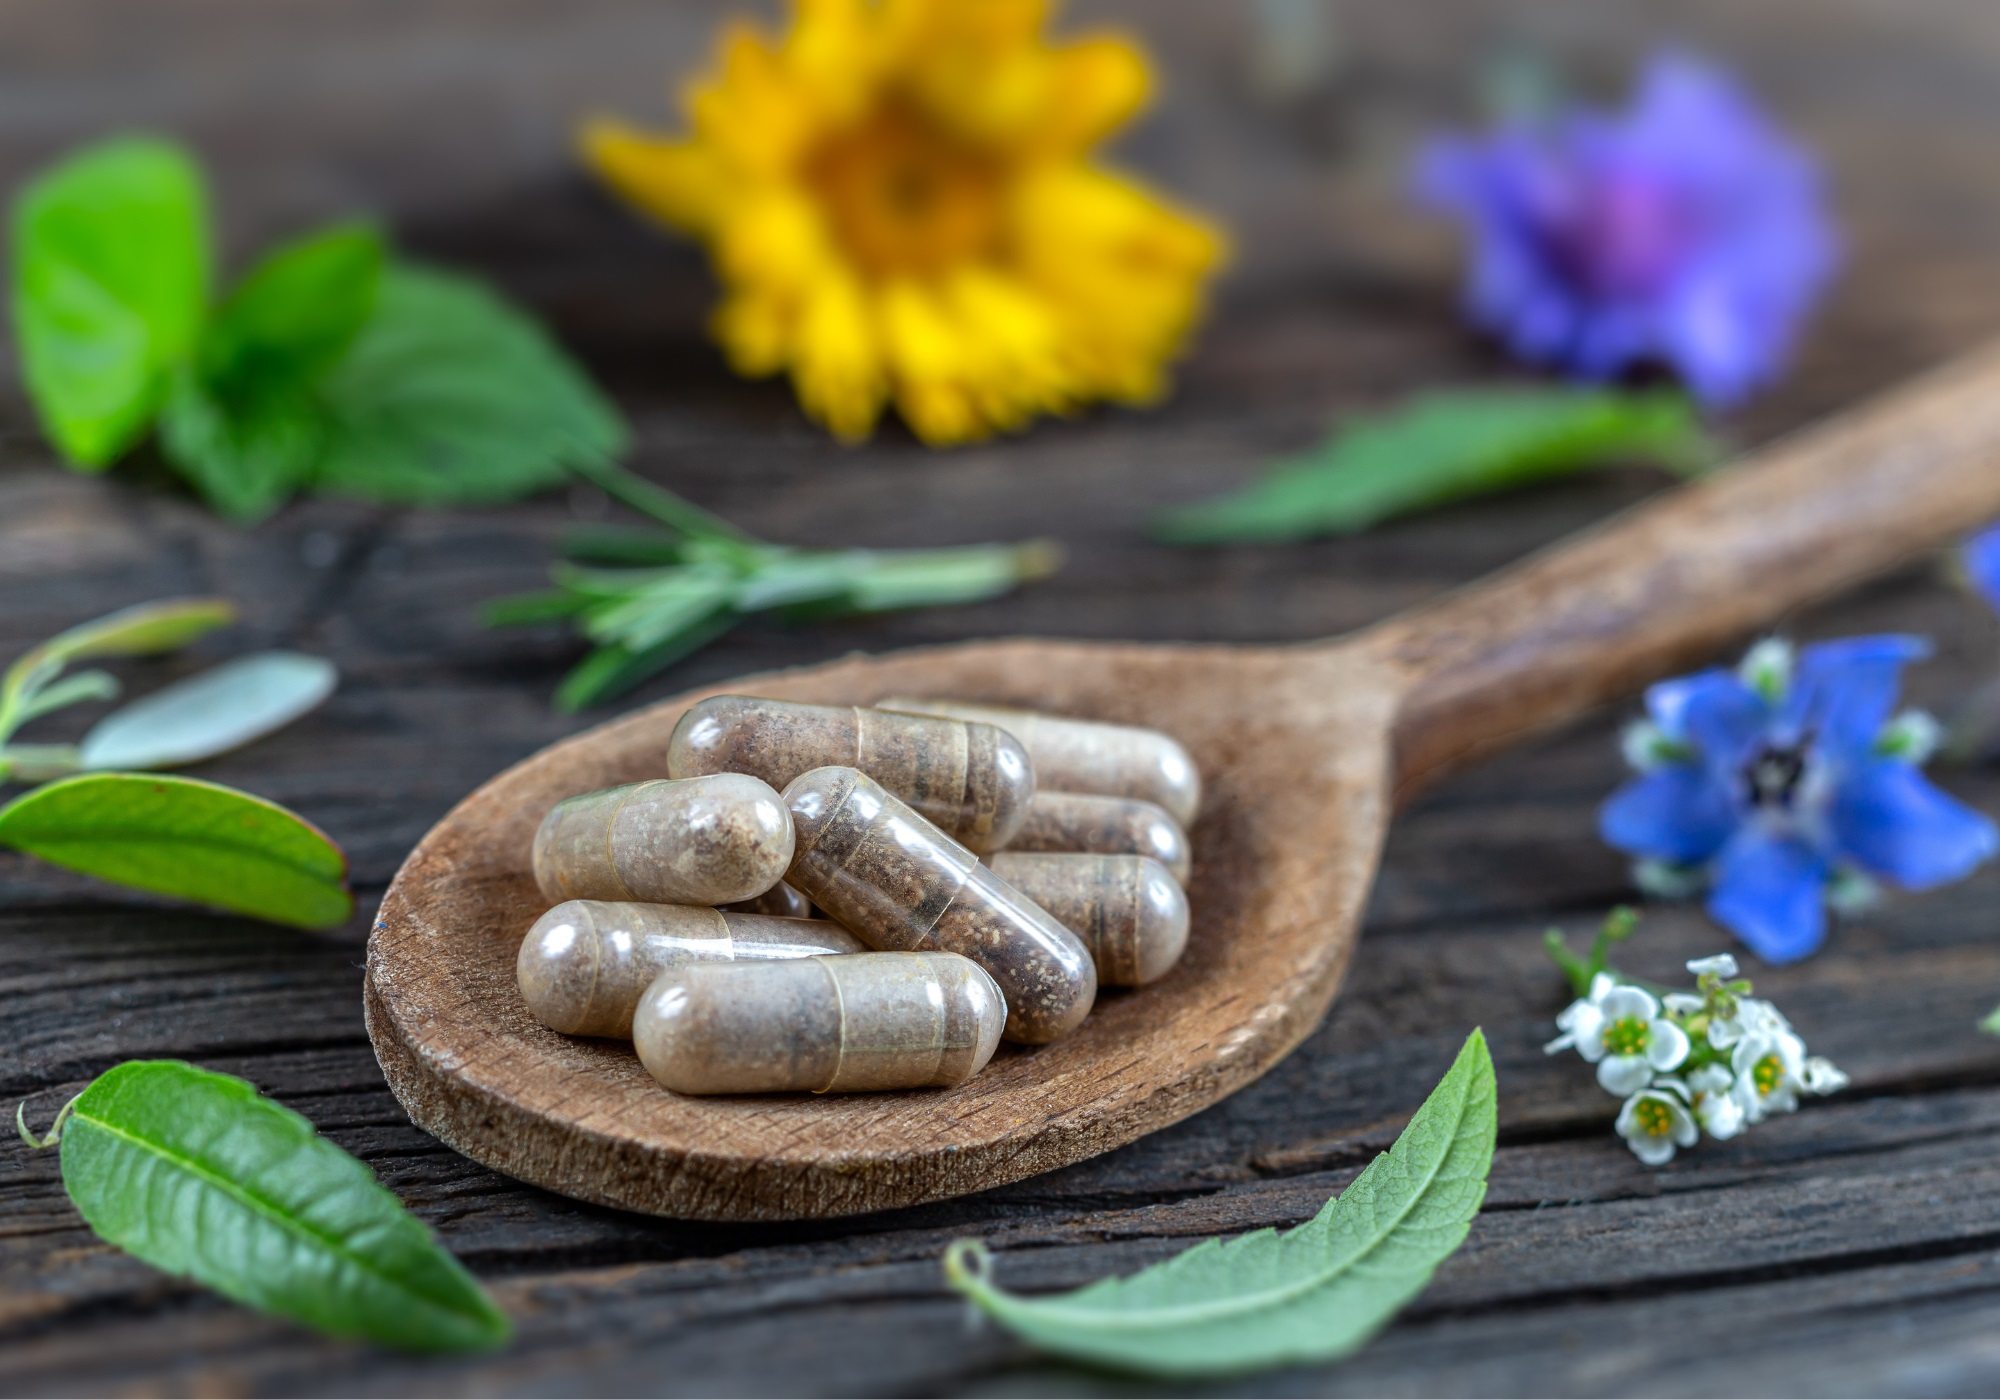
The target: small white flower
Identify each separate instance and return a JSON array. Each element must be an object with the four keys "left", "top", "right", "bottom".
[
  {"left": 1681, "top": 1063, "right": 1746, "bottom": 1140},
  {"left": 1544, "top": 972, "right": 1618, "bottom": 1055},
  {"left": 1686, "top": 954, "right": 1739, "bottom": 980},
  {"left": 1876, "top": 709, "right": 1942, "bottom": 763},
  {"left": 1584, "top": 986, "right": 1690, "bottom": 1095},
  {"left": 1616, "top": 1086, "right": 1700, "bottom": 1165},
  {"left": 1739, "top": 636, "right": 1794, "bottom": 702},
  {"left": 1621, "top": 720, "right": 1688, "bottom": 772},
  {"left": 1802, "top": 1056, "right": 1850, "bottom": 1095},
  {"left": 1662, "top": 992, "right": 1705, "bottom": 1016},
  {"left": 1707, "top": 996, "right": 1792, "bottom": 1051},
  {"left": 1731, "top": 1030, "right": 1807, "bottom": 1122}
]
